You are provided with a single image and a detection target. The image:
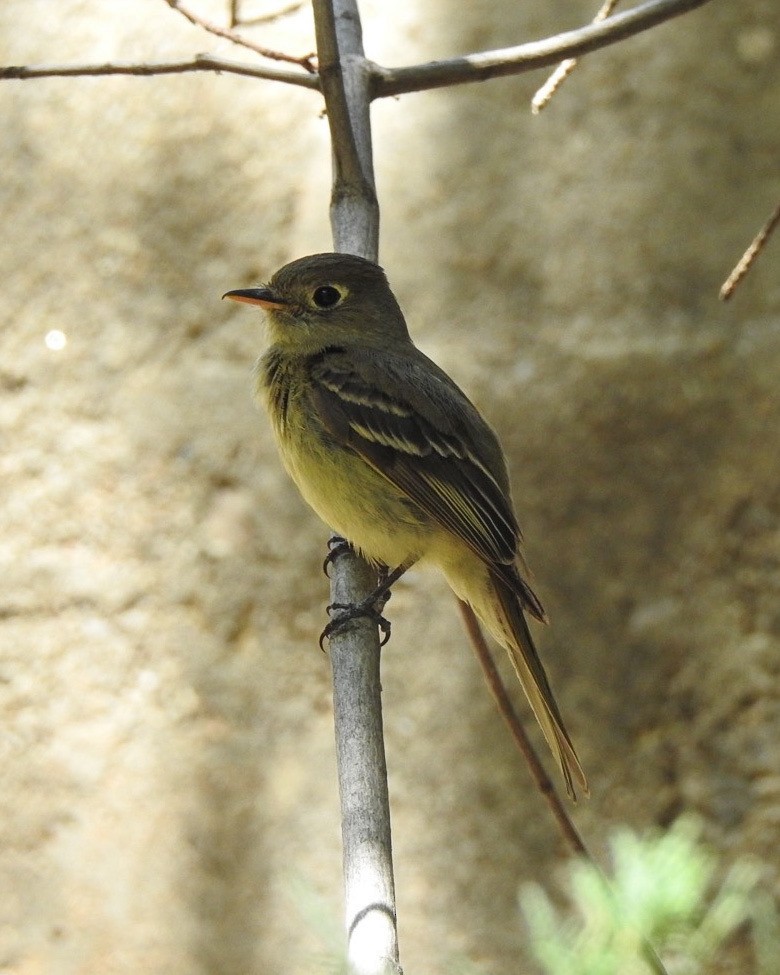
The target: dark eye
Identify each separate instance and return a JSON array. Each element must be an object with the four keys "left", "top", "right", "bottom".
[{"left": 312, "top": 285, "right": 342, "bottom": 309}]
